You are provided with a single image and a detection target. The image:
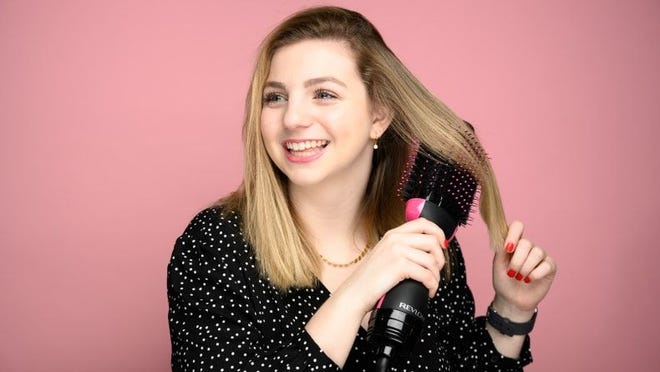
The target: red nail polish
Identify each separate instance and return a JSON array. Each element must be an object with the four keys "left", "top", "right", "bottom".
[
  {"left": 515, "top": 273, "right": 524, "bottom": 281},
  {"left": 443, "top": 239, "right": 449, "bottom": 249},
  {"left": 524, "top": 277, "right": 531, "bottom": 283},
  {"left": 505, "top": 242, "right": 515, "bottom": 253},
  {"left": 507, "top": 269, "right": 516, "bottom": 278}
]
